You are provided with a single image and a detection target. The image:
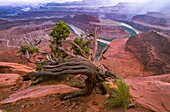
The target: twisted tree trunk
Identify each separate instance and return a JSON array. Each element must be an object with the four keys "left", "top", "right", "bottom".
[
  {"left": 29, "top": 57, "right": 116, "bottom": 100},
  {"left": 18, "top": 25, "right": 117, "bottom": 100}
]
